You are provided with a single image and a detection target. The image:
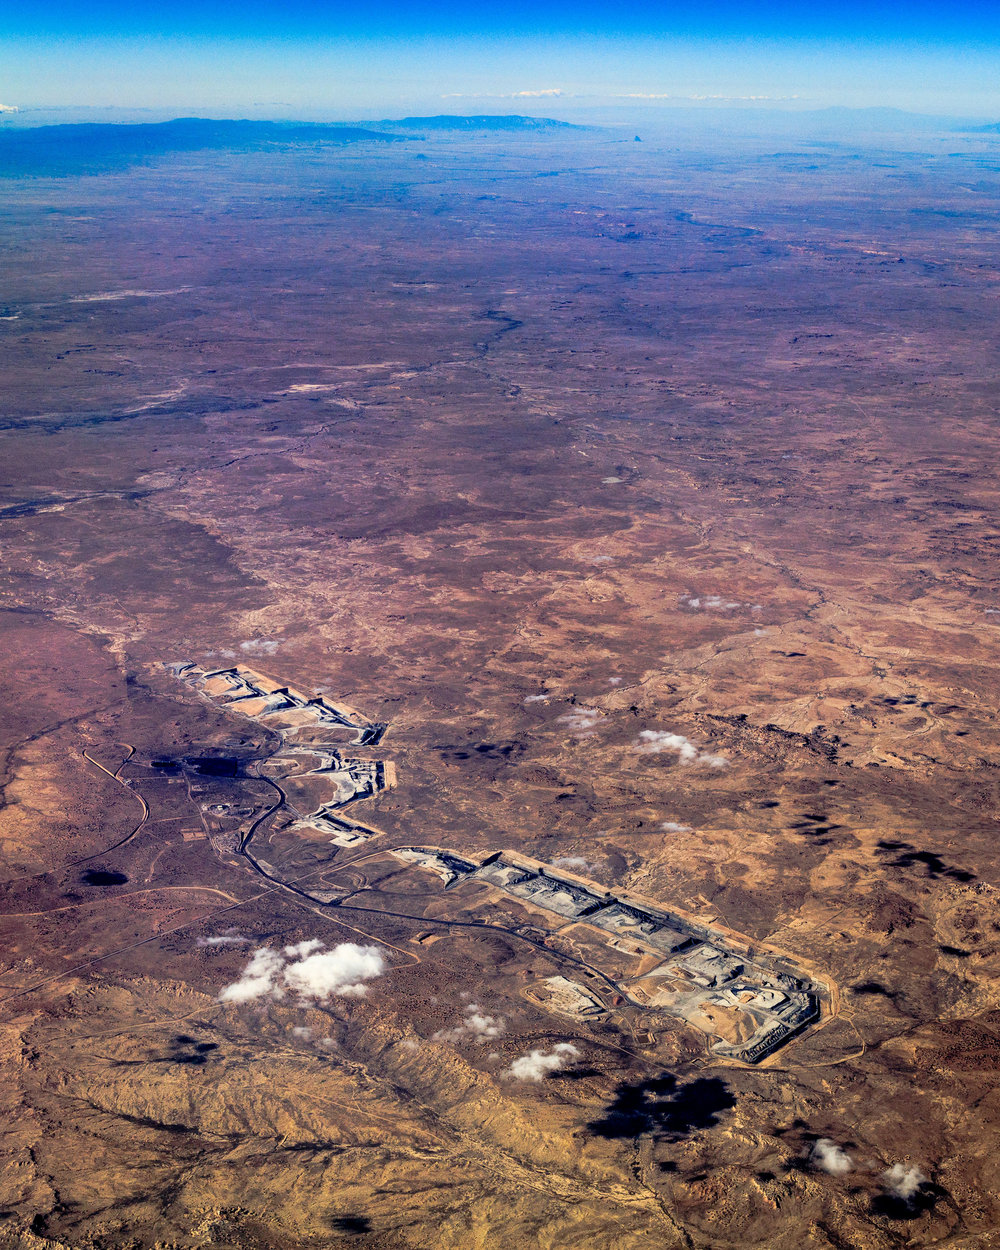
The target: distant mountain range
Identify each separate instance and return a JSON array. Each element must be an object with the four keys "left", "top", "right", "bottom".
[
  {"left": 0, "top": 115, "right": 582, "bottom": 177},
  {"left": 378, "top": 115, "right": 583, "bottom": 131}
]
